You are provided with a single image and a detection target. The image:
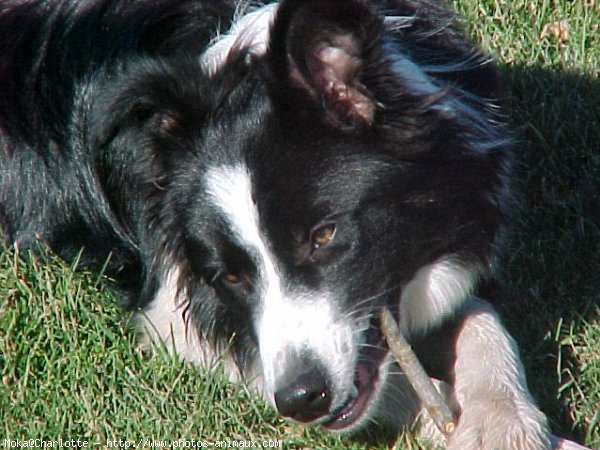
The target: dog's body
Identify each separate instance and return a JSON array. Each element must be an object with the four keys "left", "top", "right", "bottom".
[{"left": 0, "top": 1, "right": 585, "bottom": 448}]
